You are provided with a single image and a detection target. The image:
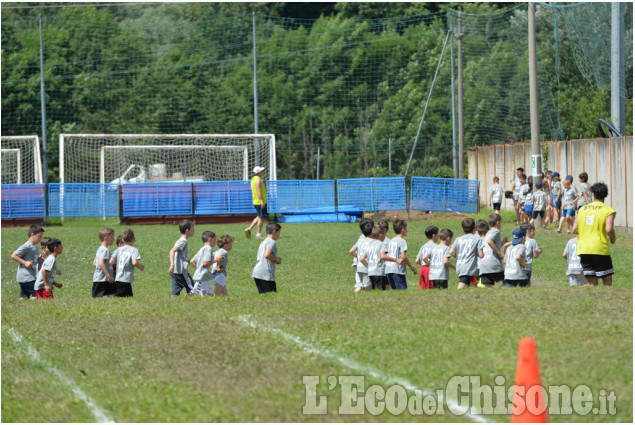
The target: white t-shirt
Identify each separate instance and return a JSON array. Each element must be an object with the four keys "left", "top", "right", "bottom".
[{"left": 384, "top": 236, "right": 407, "bottom": 275}]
